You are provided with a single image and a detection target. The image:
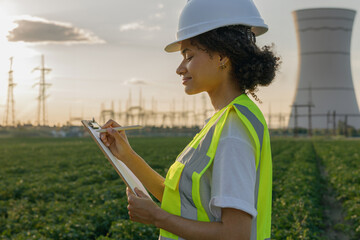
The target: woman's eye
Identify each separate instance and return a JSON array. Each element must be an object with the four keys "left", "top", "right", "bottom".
[{"left": 186, "top": 56, "right": 193, "bottom": 61}]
